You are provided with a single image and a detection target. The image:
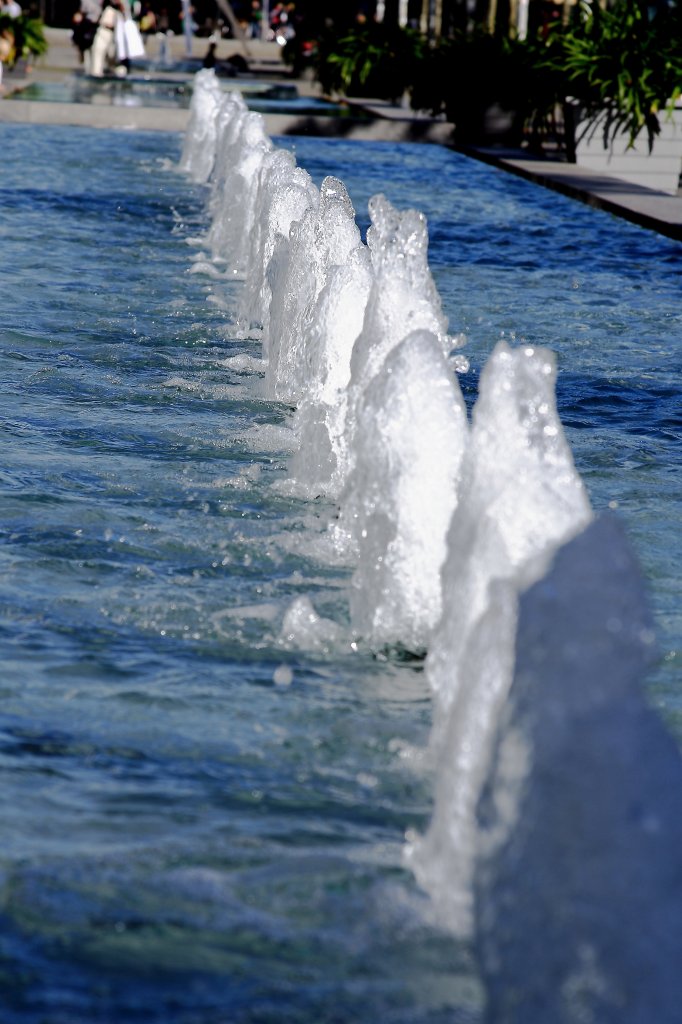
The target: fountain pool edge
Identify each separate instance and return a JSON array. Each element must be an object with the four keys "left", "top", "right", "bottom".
[
  {"left": 0, "top": 94, "right": 453, "bottom": 142},
  {"left": 462, "top": 146, "right": 682, "bottom": 242}
]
